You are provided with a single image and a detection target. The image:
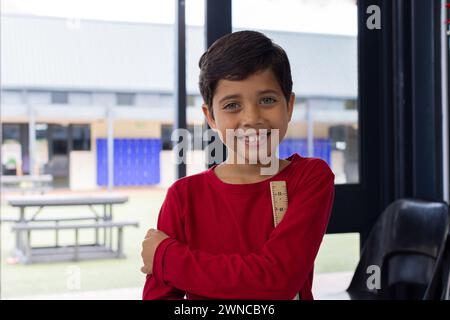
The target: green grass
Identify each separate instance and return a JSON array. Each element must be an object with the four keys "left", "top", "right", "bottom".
[
  {"left": 1, "top": 190, "right": 165, "bottom": 298},
  {"left": 1, "top": 189, "right": 359, "bottom": 298},
  {"left": 315, "top": 233, "right": 360, "bottom": 273}
]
